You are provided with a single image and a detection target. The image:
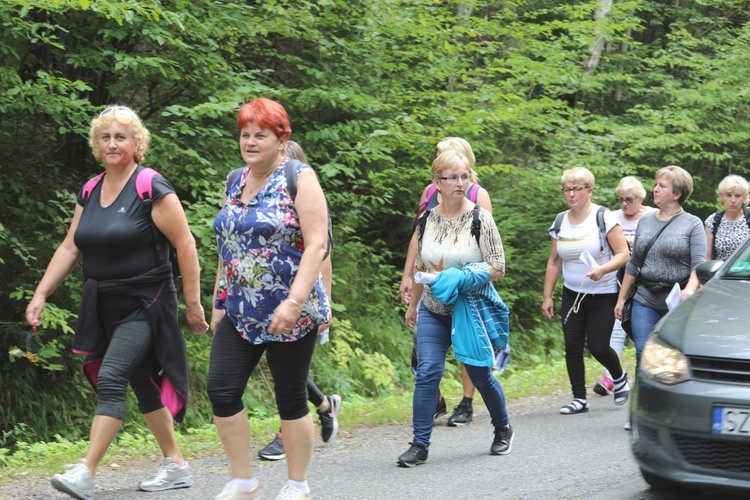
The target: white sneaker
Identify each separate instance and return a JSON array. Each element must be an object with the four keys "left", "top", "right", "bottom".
[
  {"left": 216, "top": 479, "right": 264, "bottom": 500},
  {"left": 50, "top": 459, "right": 95, "bottom": 500},
  {"left": 138, "top": 457, "right": 192, "bottom": 491},
  {"left": 275, "top": 483, "right": 310, "bottom": 500}
]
